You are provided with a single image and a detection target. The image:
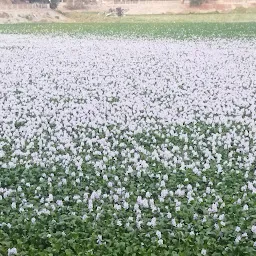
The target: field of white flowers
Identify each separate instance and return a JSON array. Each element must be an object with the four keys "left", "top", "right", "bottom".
[{"left": 0, "top": 34, "right": 256, "bottom": 255}]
